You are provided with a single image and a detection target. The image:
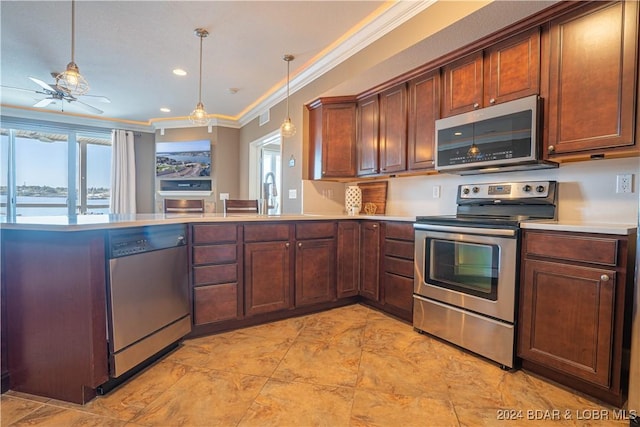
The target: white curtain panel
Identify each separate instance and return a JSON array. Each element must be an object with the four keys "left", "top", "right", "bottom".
[{"left": 110, "top": 129, "right": 137, "bottom": 214}]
